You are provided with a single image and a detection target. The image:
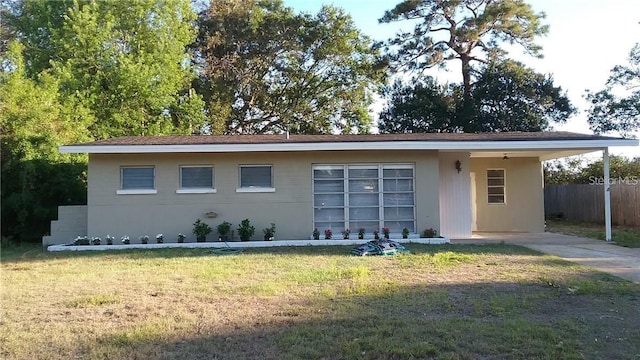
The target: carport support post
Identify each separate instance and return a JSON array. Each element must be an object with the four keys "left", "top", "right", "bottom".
[{"left": 603, "top": 148, "right": 612, "bottom": 242}]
